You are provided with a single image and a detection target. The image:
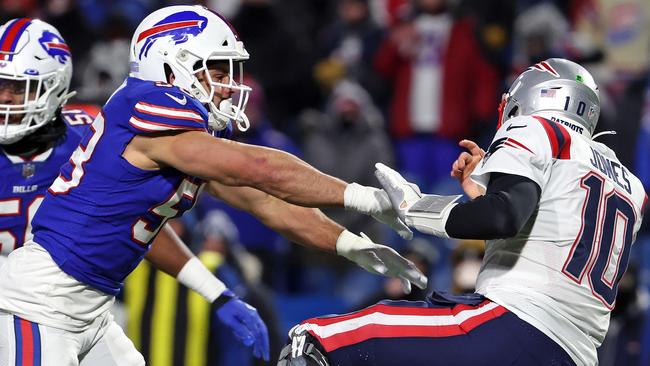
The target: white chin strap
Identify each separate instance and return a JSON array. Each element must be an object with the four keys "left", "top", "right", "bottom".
[
  {"left": 208, "top": 99, "right": 249, "bottom": 132},
  {"left": 591, "top": 130, "right": 616, "bottom": 140}
]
